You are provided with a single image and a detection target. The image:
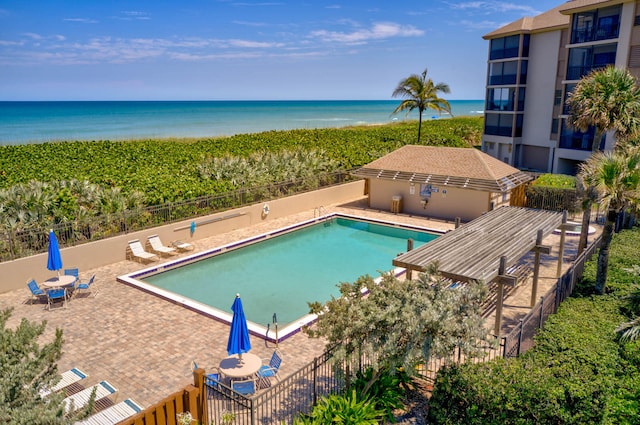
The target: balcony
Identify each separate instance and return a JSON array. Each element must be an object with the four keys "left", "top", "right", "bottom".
[
  {"left": 566, "top": 63, "right": 609, "bottom": 81},
  {"left": 571, "top": 25, "right": 619, "bottom": 44},
  {"left": 558, "top": 126, "right": 601, "bottom": 151}
]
